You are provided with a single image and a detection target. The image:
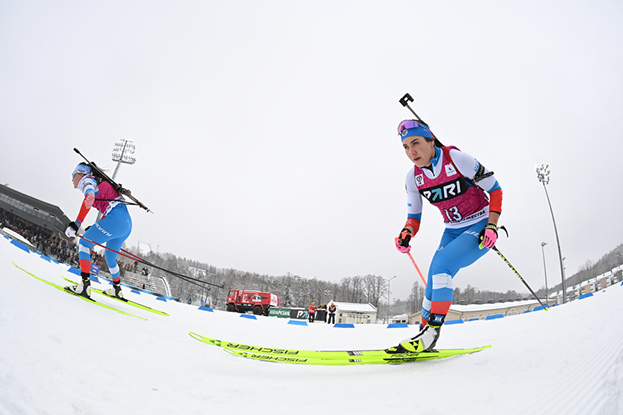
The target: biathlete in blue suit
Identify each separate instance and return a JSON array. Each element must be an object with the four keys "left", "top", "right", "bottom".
[
  {"left": 388, "top": 120, "right": 503, "bottom": 353},
  {"left": 65, "top": 163, "right": 132, "bottom": 299}
]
